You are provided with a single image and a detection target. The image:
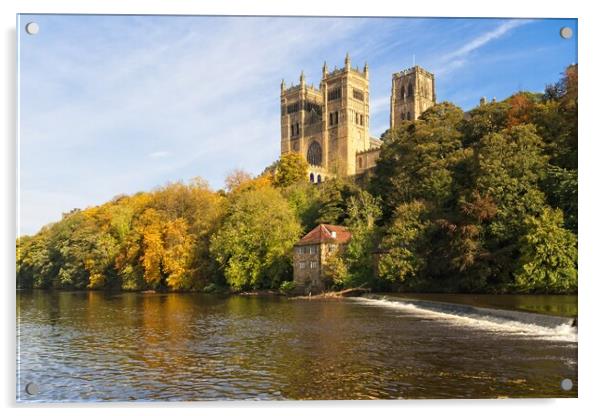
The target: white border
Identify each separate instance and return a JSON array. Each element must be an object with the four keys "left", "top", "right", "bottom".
[{"left": 2, "top": 1, "right": 601, "bottom": 415}]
